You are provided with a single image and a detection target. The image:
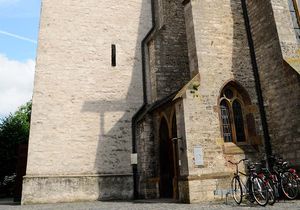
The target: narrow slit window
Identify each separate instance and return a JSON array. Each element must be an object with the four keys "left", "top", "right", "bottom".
[{"left": 111, "top": 44, "right": 116, "bottom": 67}]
